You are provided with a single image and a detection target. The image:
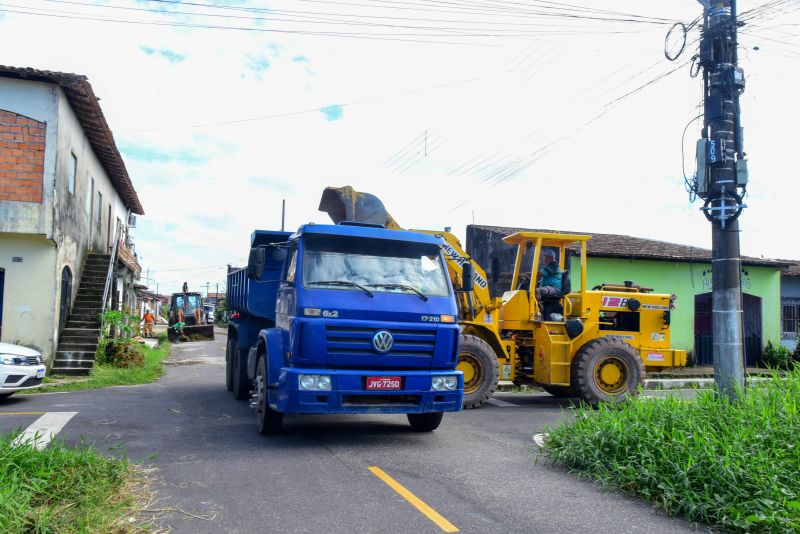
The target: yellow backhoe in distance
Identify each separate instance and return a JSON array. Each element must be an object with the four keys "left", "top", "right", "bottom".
[{"left": 319, "top": 186, "right": 687, "bottom": 407}]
